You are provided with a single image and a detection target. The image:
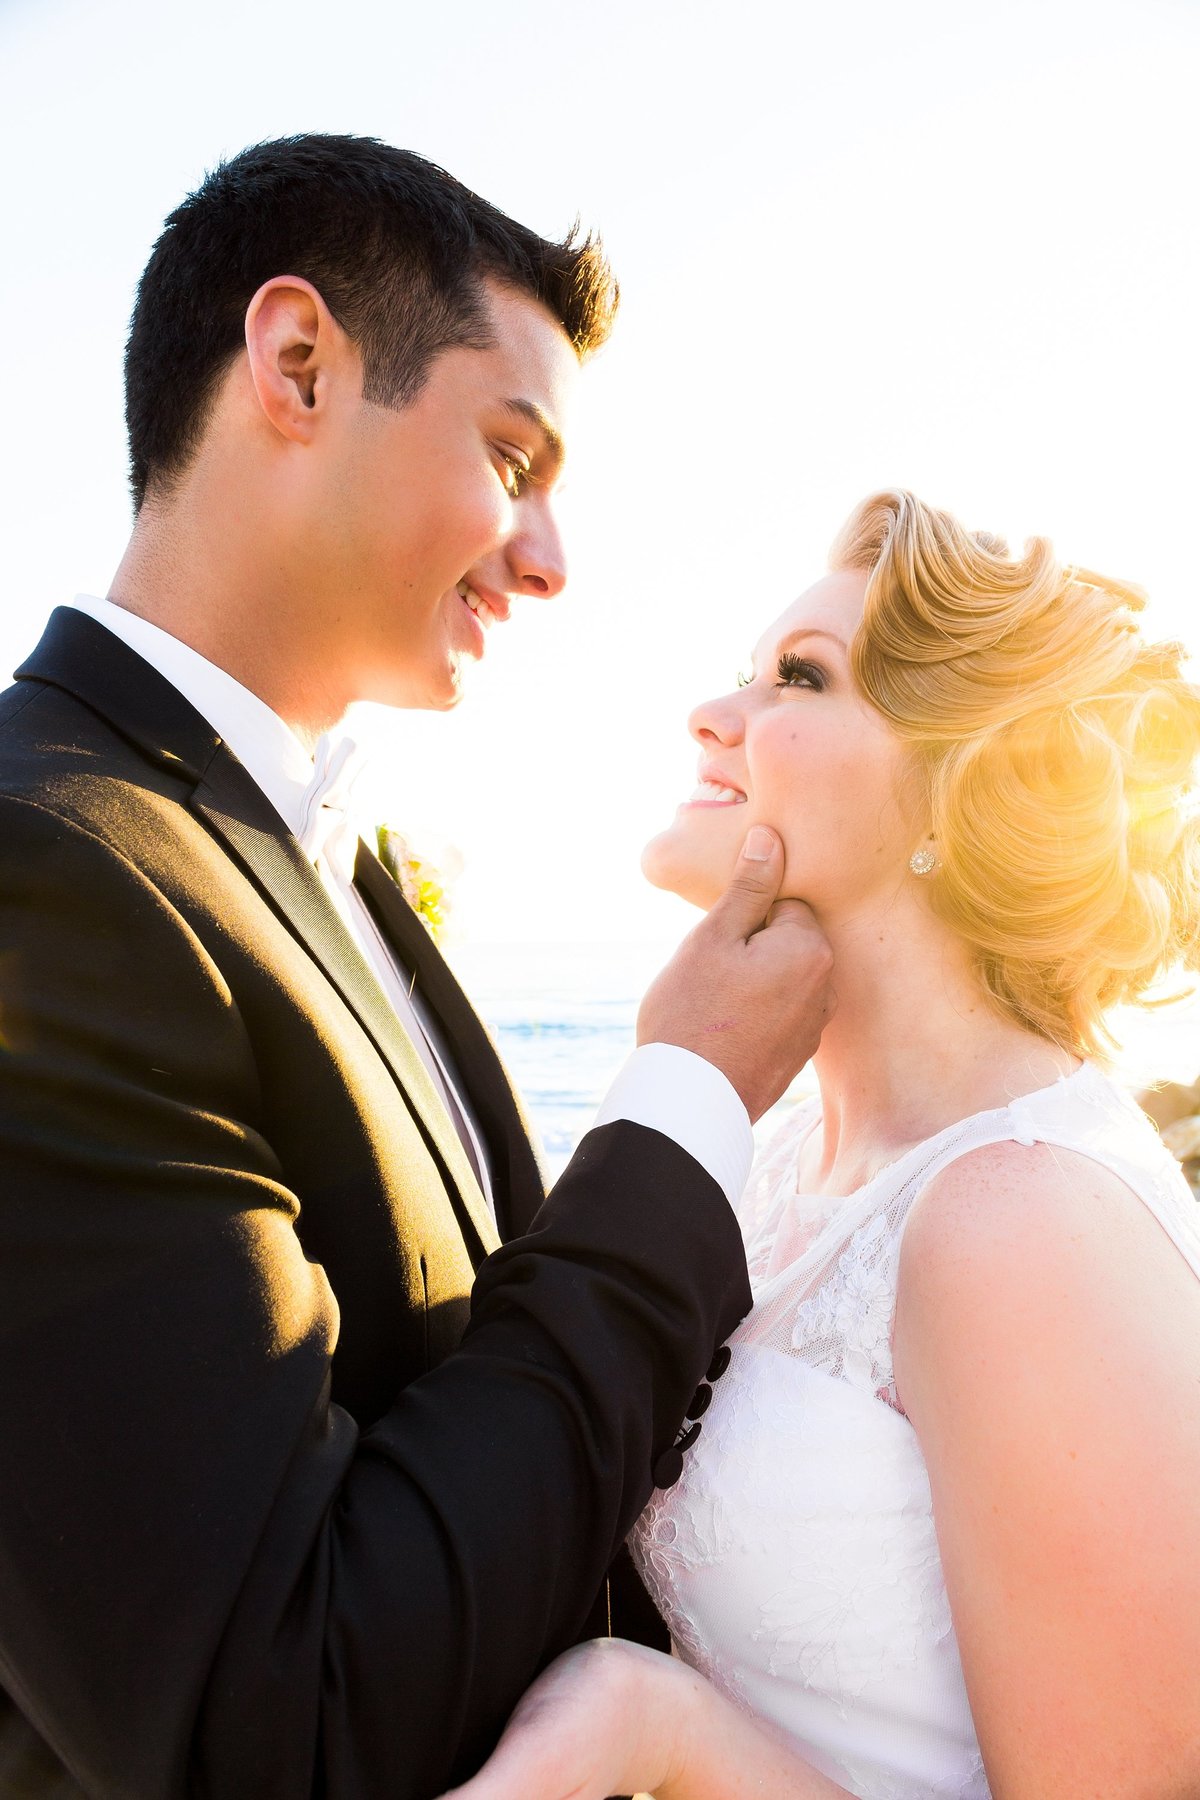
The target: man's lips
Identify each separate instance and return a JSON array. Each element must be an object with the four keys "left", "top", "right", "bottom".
[{"left": 456, "top": 579, "right": 511, "bottom": 630}]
